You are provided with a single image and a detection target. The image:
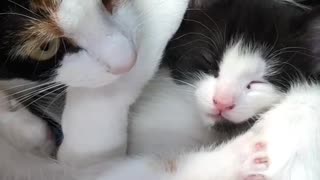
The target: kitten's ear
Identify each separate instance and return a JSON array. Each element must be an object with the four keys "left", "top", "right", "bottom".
[{"left": 305, "top": 9, "right": 320, "bottom": 57}]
